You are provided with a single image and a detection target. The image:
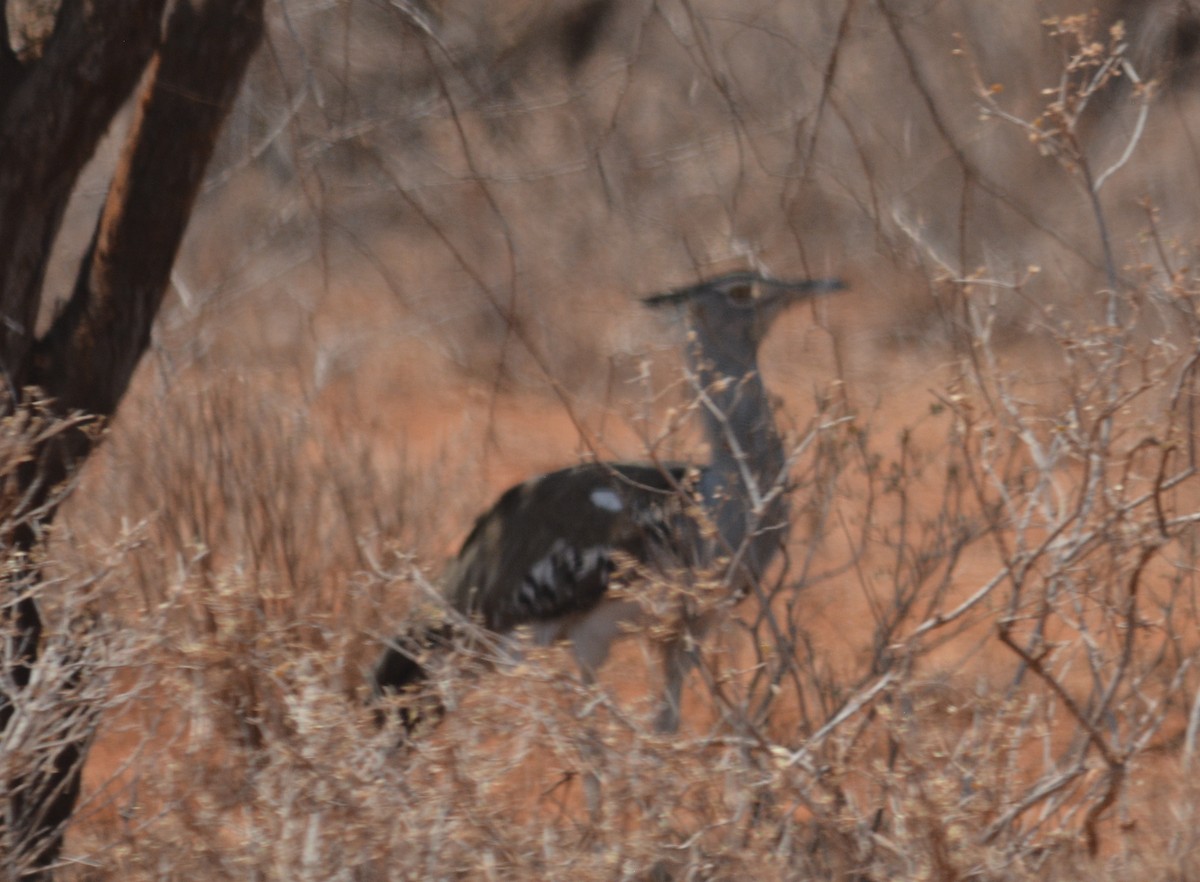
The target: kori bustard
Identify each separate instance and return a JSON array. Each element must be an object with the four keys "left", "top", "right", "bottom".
[{"left": 372, "top": 270, "right": 844, "bottom": 733}]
